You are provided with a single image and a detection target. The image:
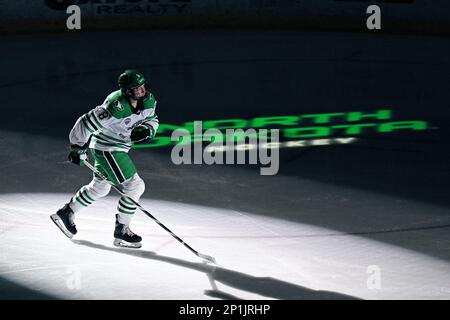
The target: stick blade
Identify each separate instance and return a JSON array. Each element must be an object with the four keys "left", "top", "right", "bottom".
[{"left": 198, "top": 253, "right": 216, "bottom": 264}]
